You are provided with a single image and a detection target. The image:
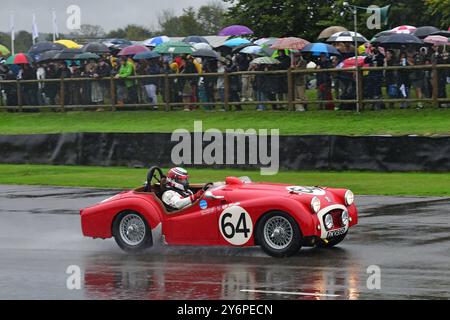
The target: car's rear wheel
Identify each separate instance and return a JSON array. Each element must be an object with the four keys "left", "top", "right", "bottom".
[
  {"left": 257, "top": 211, "right": 302, "bottom": 258},
  {"left": 113, "top": 211, "right": 152, "bottom": 253},
  {"left": 317, "top": 233, "right": 347, "bottom": 248}
]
